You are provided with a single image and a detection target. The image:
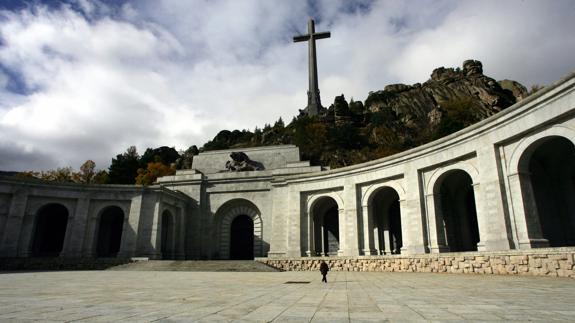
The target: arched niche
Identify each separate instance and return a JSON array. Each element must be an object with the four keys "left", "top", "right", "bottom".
[
  {"left": 516, "top": 135, "right": 575, "bottom": 247},
  {"left": 432, "top": 169, "right": 480, "bottom": 252},
  {"left": 366, "top": 186, "right": 402, "bottom": 255},
  {"left": 96, "top": 206, "right": 124, "bottom": 258},
  {"left": 31, "top": 203, "right": 69, "bottom": 257},
  {"left": 310, "top": 196, "right": 340, "bottom": 256}
]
